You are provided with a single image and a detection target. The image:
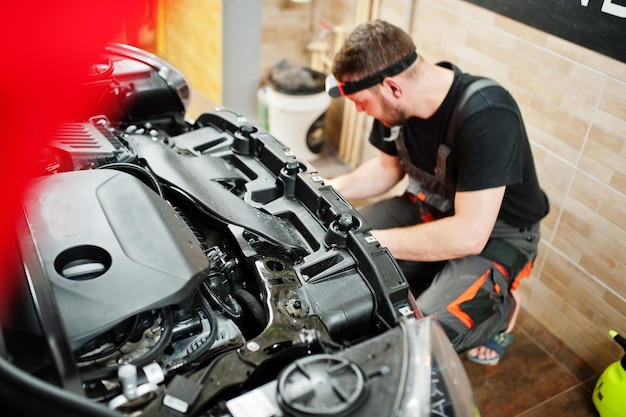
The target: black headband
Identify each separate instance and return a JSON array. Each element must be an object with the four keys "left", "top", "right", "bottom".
[{"left": 326, "top": 49, "right": 418, "bottom": 98}]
